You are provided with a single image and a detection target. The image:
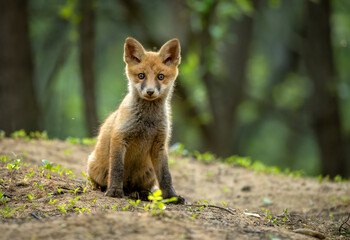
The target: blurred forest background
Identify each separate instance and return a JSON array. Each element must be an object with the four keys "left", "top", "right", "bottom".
[{"left": 0, "top": 0, "right": 350, "bottom": 177}]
